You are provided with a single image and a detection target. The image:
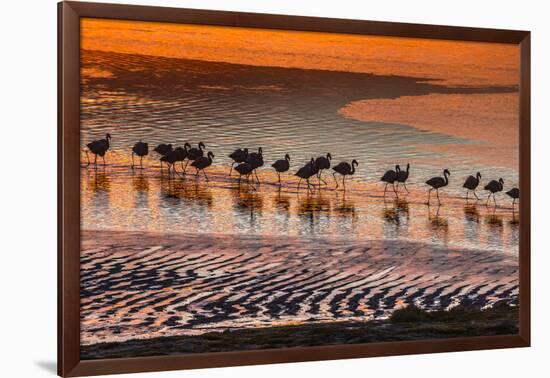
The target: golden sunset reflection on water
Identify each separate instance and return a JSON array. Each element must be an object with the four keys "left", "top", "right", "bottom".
[
  {"left": 81, "top": 18, "right": 518, "bottom": 87},
  {"left": 81, "top": 153, "right": 519, "bottom": 254}
]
